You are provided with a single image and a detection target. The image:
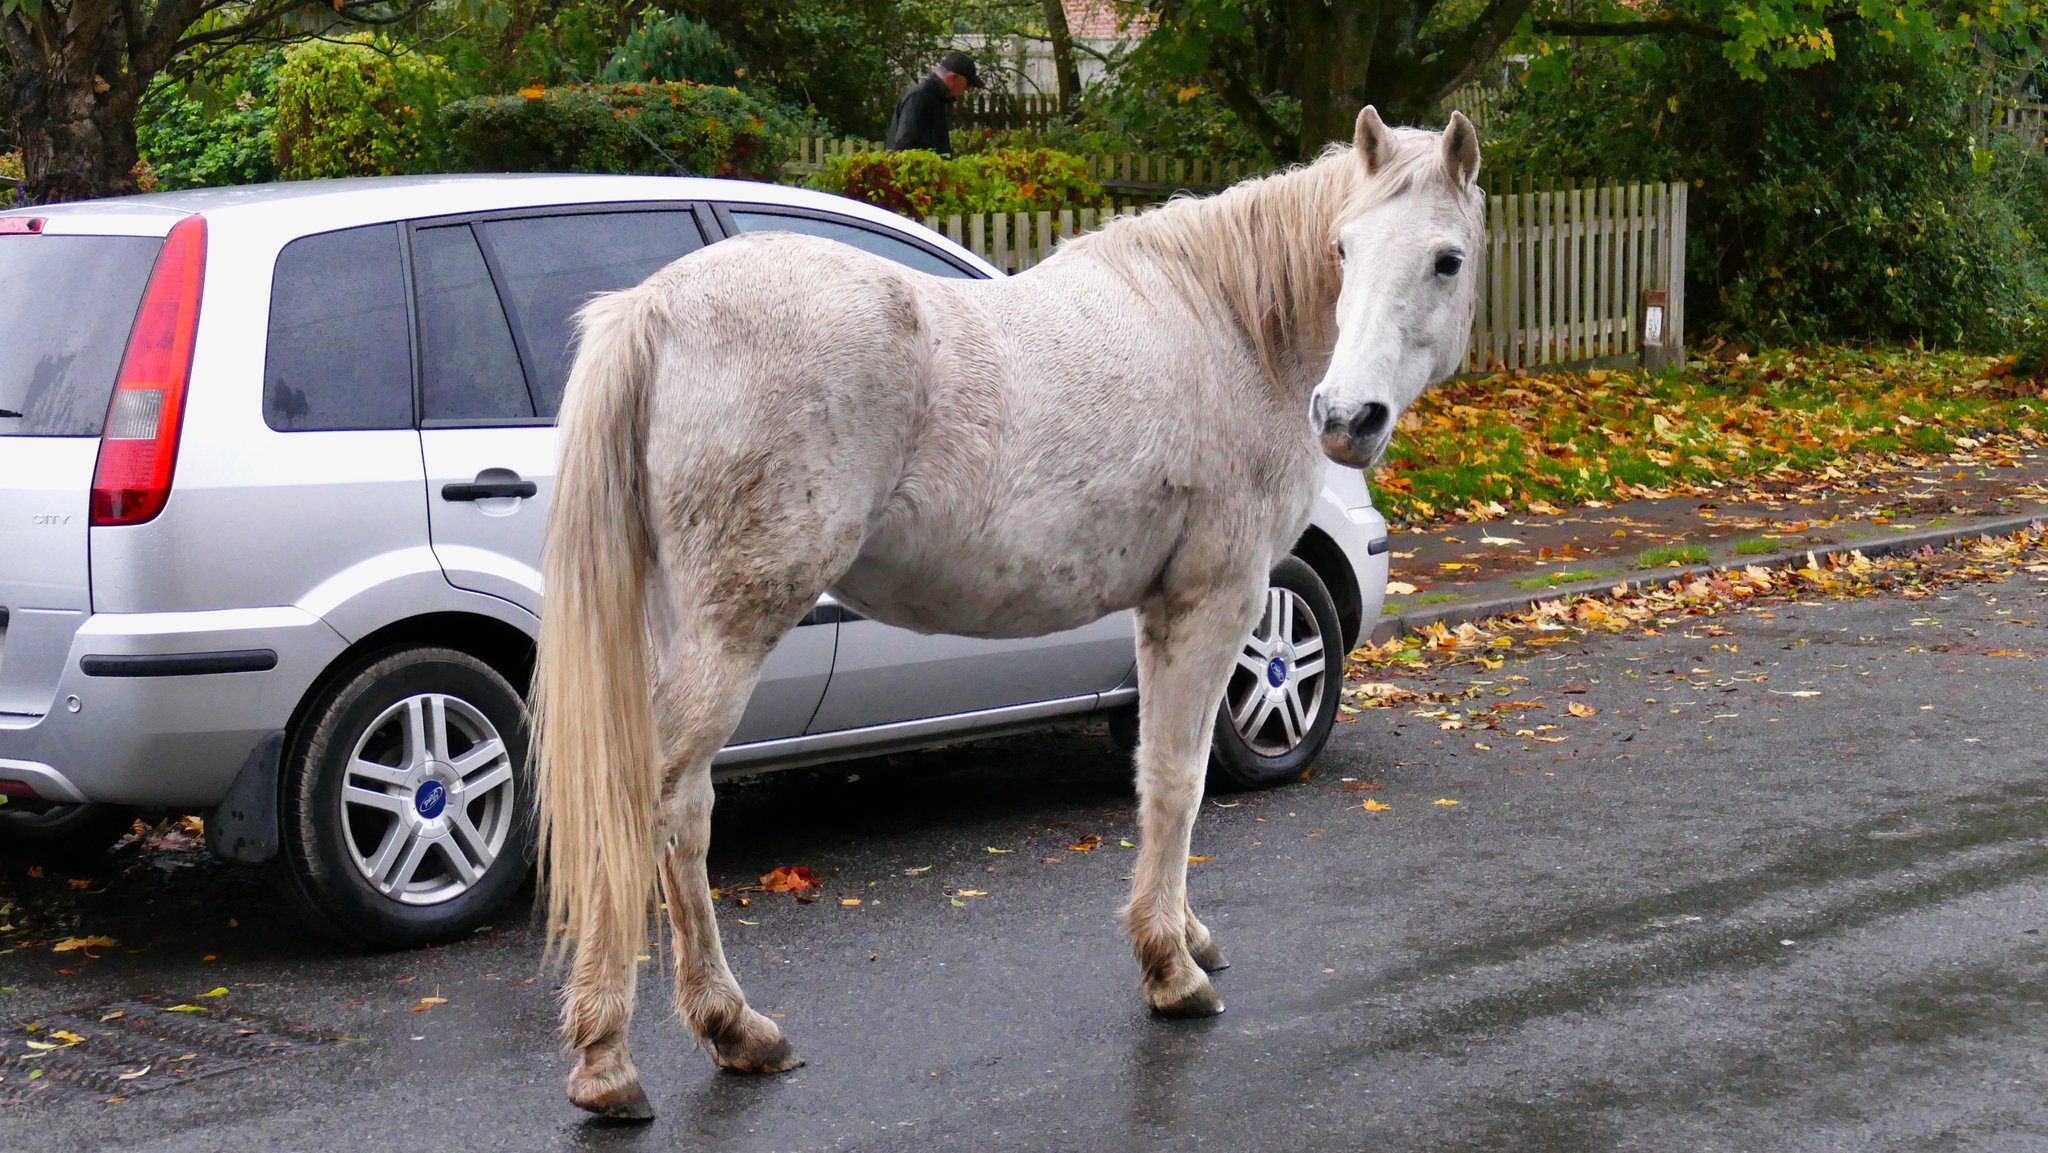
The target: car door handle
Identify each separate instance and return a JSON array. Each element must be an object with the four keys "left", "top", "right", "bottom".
[{"left": 442, "top": 480, "right": 538, "bottom": 501}]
